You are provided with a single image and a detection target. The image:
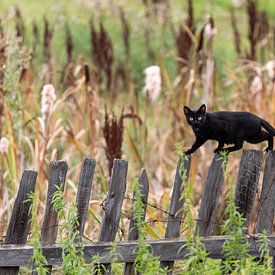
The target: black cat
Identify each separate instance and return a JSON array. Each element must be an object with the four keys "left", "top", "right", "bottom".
[{"left": 183, "top": 104, "right": 275, "bottom": 154}]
